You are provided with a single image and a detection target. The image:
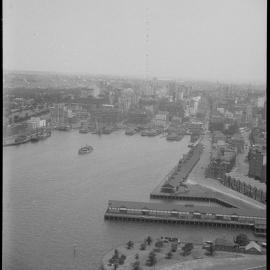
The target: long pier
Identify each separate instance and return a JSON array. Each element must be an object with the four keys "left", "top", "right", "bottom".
[
  {"left": 104, "top": 200, "right": 266, "bottom": 236},
  {"left": 155, "top": 143, "right": 203, "bottom": 194}
]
